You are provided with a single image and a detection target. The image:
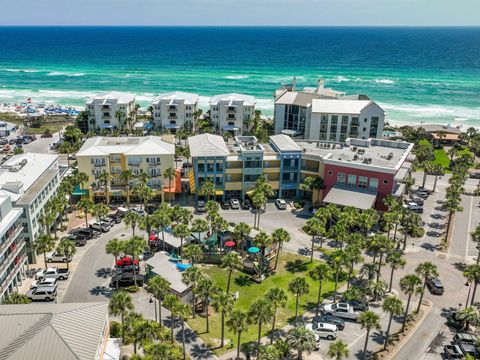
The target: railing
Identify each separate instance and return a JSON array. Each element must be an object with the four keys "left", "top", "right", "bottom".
[
  {"left": 301, "top": 166, "right": 318, "bottom": 172},
  {"left": 0, "top": 226, "right": 23, "bottom": 258},
  {"left": 283, "top": 166, "right": 299, "bottom": 171},
  {"left": 127, "top": 163, "right": 141, "bottom": 167},
  {"left": 0, "top": 253, "right": 27, "bottom": 295},
  {"left": 93, "top": 163, "right": 106, "bottom": 167},
  {"left": 0, "top": 240, "right": 26, "bottom": 278}
]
